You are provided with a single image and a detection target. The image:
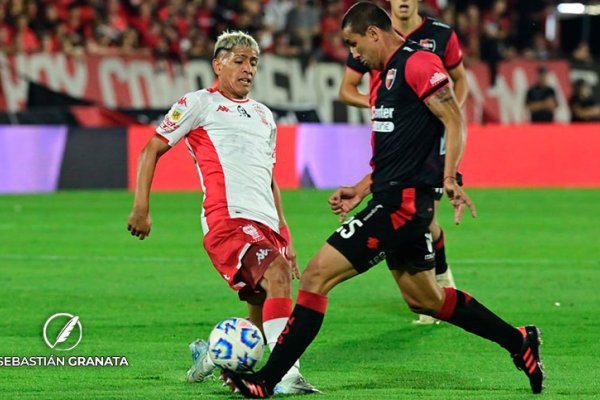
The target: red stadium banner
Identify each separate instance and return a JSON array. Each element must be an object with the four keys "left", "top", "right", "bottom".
[
  {"left": 461, "top": 124, "right": 600, "bottom": 187},
  {"left": 465, "top": 60, "right": 572, "bottom": 124},
  {"left": 127, "top": 125, "right": 299, "bottom": 191},
  {"left": 0, "top": 53, "right": 573, "bottom": 124}
]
